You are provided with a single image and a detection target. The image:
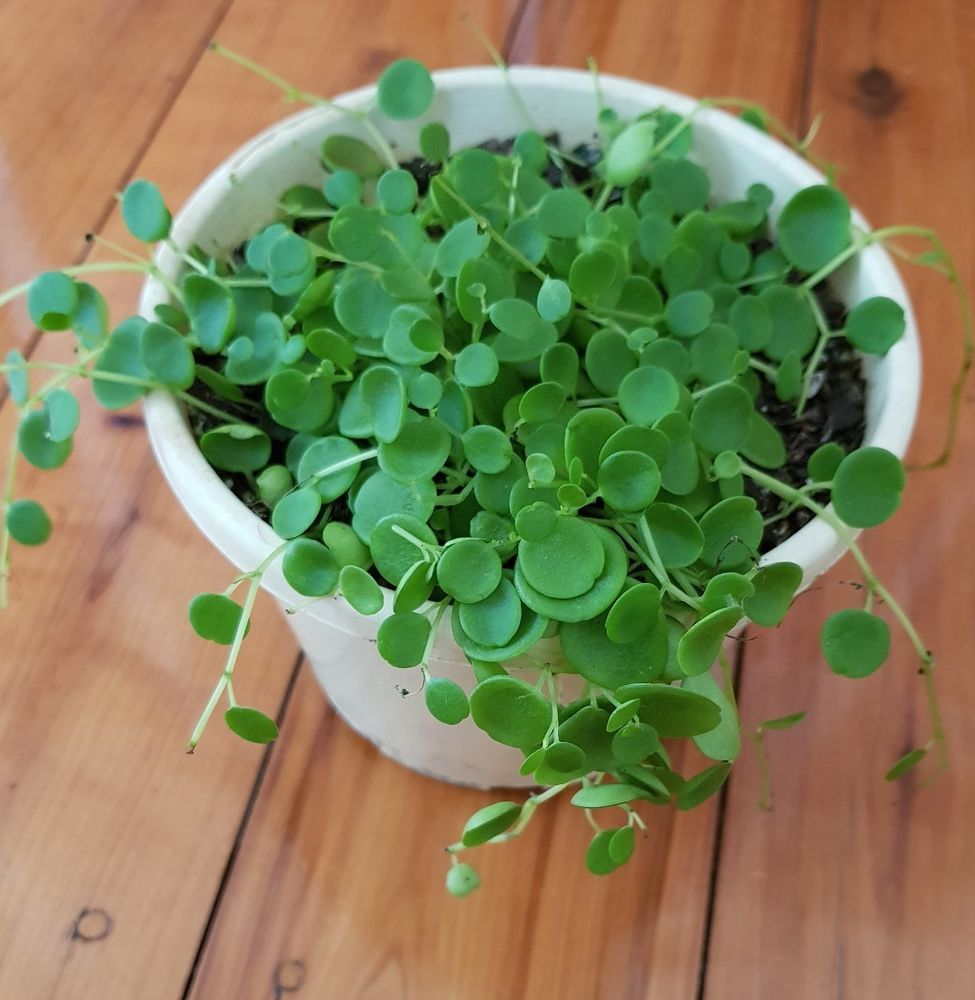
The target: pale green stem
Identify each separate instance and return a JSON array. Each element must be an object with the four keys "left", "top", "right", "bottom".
[
  {"left": 209, "top": 43, "right": 398, "bottom": 170},
  {"left": 740, "top": 461, "right": 947, "bottom": 772},
  {"left": 794, "top": 288, "right": 837, "bottom": 417},
  {"left": 0, "top": 262, "right": 155, "bottom": 310},
  {"left": 188, "top": 542, "right": 287, "bottom": 750}
]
